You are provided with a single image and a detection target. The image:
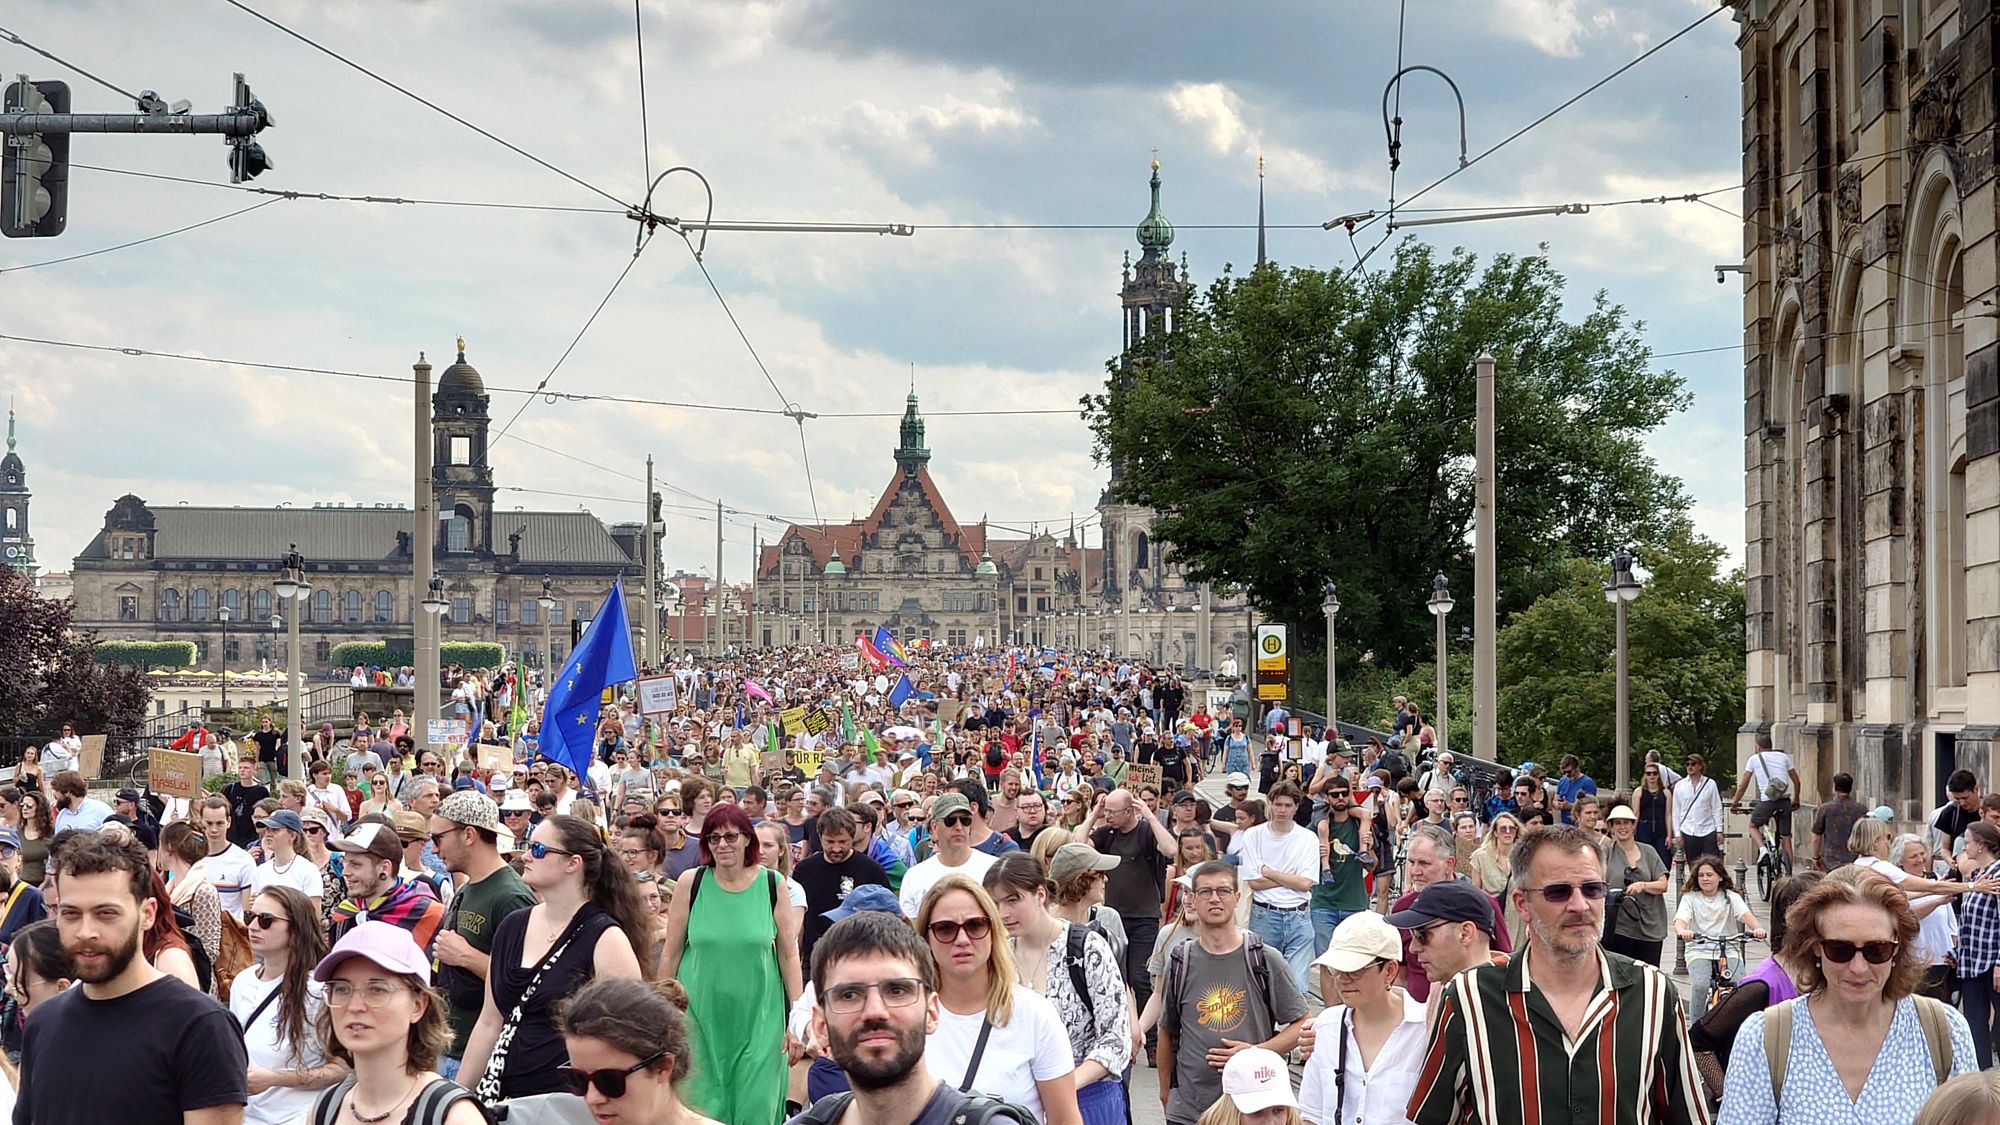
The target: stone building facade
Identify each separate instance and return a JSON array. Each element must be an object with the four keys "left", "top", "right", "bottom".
[
  {"left": 1738, "top": 0, "right": 2000, "bottom": 811},
  {"left": 2, "top": 408, "right": 35, "bottom": 579},
  {"left": 68, "top": 346, "right": 648, "bottom": 674}
]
